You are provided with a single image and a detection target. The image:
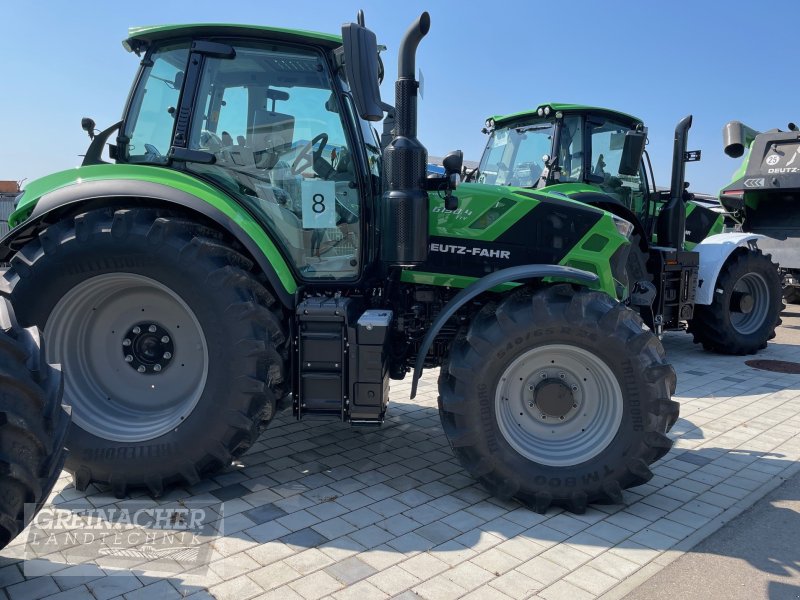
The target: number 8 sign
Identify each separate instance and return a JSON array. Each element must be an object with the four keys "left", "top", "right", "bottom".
[{"left": 301, "top": 180, "right": 337, "bottom": 229}]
